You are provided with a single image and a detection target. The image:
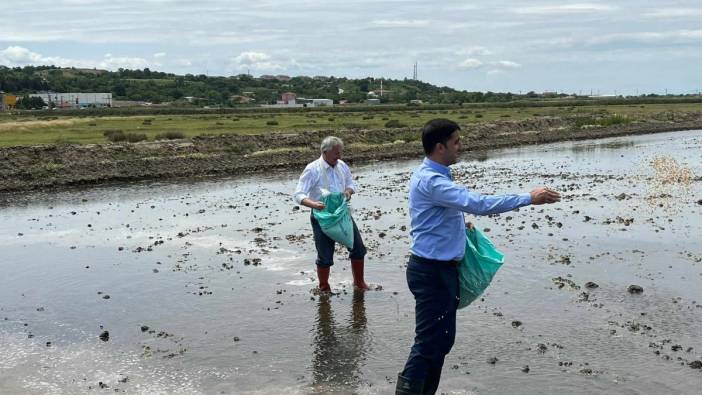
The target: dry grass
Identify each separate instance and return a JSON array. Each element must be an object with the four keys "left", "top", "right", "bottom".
[{"left": 0, "top": 118, "right": 81, "bottom": 132}]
